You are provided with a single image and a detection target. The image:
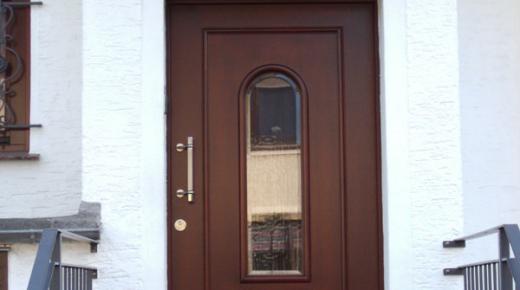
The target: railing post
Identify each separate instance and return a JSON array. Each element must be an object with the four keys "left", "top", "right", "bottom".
[
  {"left": 27, "top": 229, "right": 59, "bottom": 290},
  {"left": 500, "top": 229, "right": 513, "bottom": 290},
  {"left": 88, "top": 270, "right": 94, "bottom": 290},
  {"left": 49, "top": 232, "right": 61, "bottom": 290}
]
